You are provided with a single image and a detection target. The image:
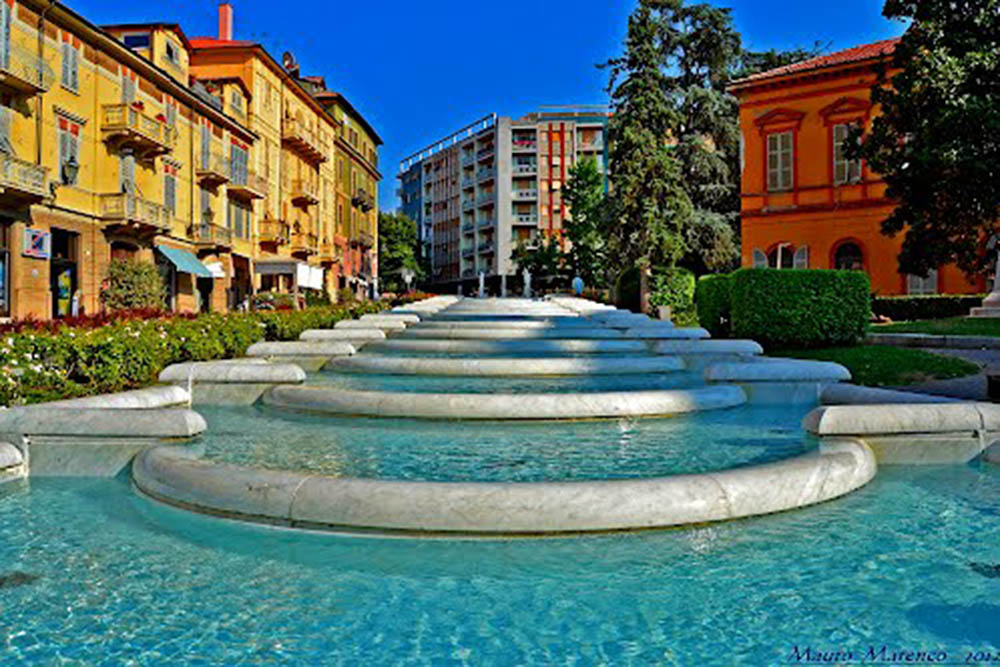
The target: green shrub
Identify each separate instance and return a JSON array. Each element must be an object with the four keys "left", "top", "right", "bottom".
[
  {"left": 695, "top": 274, "right": 732, "bottom": 338},
  {"left": 337, "top": 287, "right": 356, "bottom": 304},
  {"left": 873, "top": 294, "right": 985, "bottom": 321},
  {"left": 649, "top": 267, "right": 696, "bottom": 321},
  {"left": 100, "top": 259, "right": 167, "bottom": 311},
  {"left": 730, "top": 269, "right": 870, "bottom": 349}
]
